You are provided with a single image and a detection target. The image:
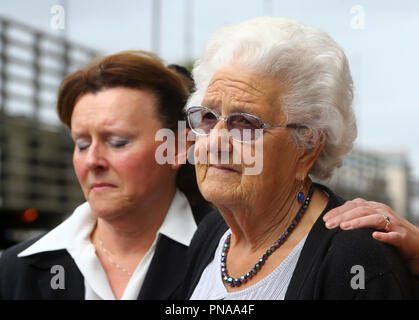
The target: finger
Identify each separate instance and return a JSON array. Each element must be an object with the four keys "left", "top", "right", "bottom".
[
  {"left": 372, "top": 231, "right": 401, "bottom": 246},
  {"left": 323, "top": 198, "right": 367, "bottom": 221},
  {"left": 339, "top": 214, "right": 390, "bottom": 231},
  {"left": 325, "top": 205, "right": 380, "bottom": 229}
]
